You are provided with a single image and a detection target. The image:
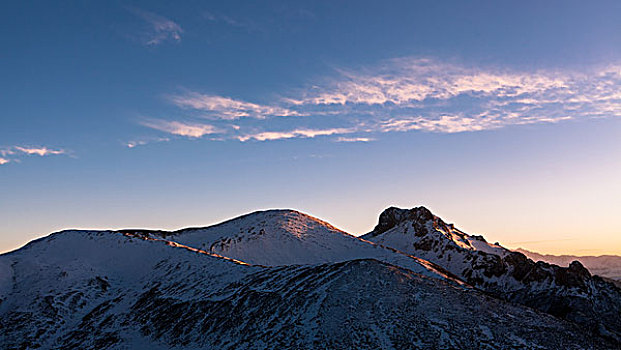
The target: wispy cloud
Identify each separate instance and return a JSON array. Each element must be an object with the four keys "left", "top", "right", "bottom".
[
  {"left": 14, "top": 146, "right": 66, "bottom": 156},
  {"left": 334, "top": 137, "right": 374, "bottom": 142},
  {"left": 141, "top": 120, "right": 221, "bottom": 138},
  {"left": 169, "top": 92, "right": 300, "bottom": 120},
  {"left": 285, "top": 58, "right": 620, "bottom": 133},
  {"left": 128, "top": 7, "right": 183, "bottom": 46},
  {"left": 126, "top": 137, "right": 170, "bottom": 148},
  {"left": 0, "top": 146, "right": 68, "bottom": 165},
  {"left": 202, "top": 11, "right": 260, "bottom": 32},
  {"left": 236, "top": 127, "right": 355, "bottom": 142},
  {"left": 126, "top": 140, "right": 148, "bottom": 148},
  {"left": 0, "top": 148, "right": 15, "bottom": 157},
  {"left": 288, "top": 58, "right": 569, "bottom": 106},
  {"left": 137, "top": 58, "right": 620, "bottom": 143}
]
